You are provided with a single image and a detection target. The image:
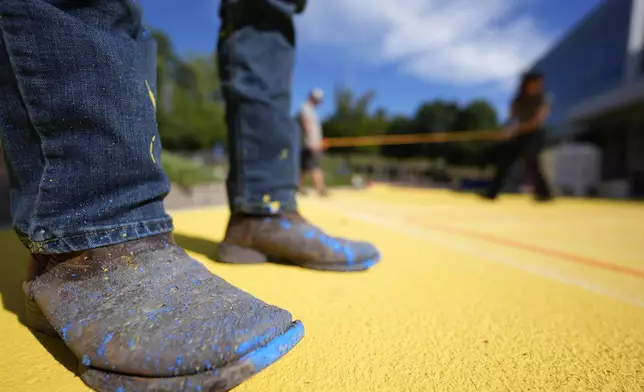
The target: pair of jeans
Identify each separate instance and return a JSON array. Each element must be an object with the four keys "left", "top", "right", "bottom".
[
  {"left": 485, "top": 130, "right": 552, "bottom": 198},
  {"left": 0, "top": 0, "right": 303, "bottom": 254},
  {"left": 218, "top": 0, "right": 301, "bottom": 214},
  {"left": 0, "top": 0, "right": 173, "bottom": 254}
]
